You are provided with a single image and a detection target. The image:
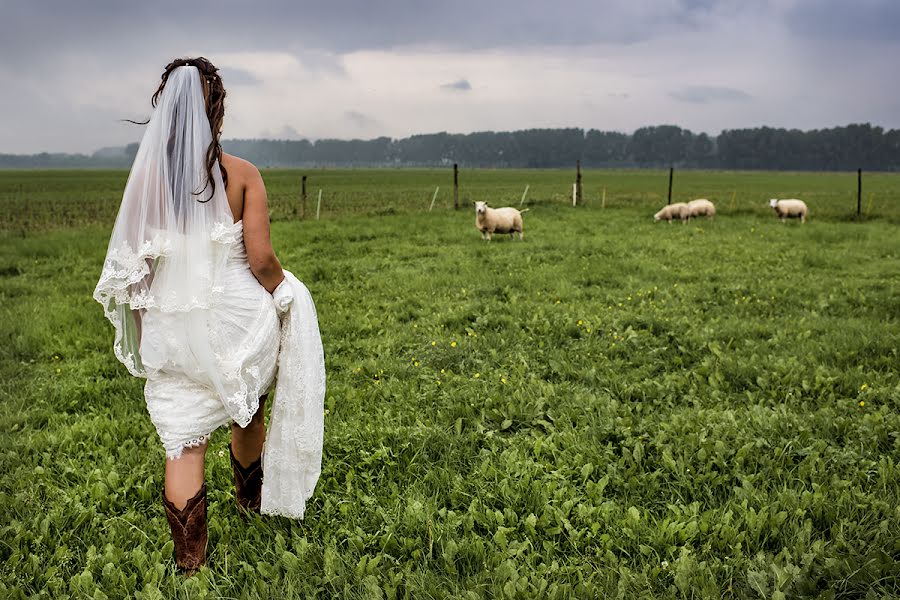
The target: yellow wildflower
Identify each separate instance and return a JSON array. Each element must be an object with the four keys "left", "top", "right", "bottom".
[
  {"left": 474, "top": 373, "right": 480, "bottom": 378},
  {"left": 450, "top": 341, "right": 457, "bottom": 348},
  {"left": 860, "top": 383, "right": 868, "bottom": 391},
  {"left": 859, "top": 401, "right": 865, "bottom": 407}
]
